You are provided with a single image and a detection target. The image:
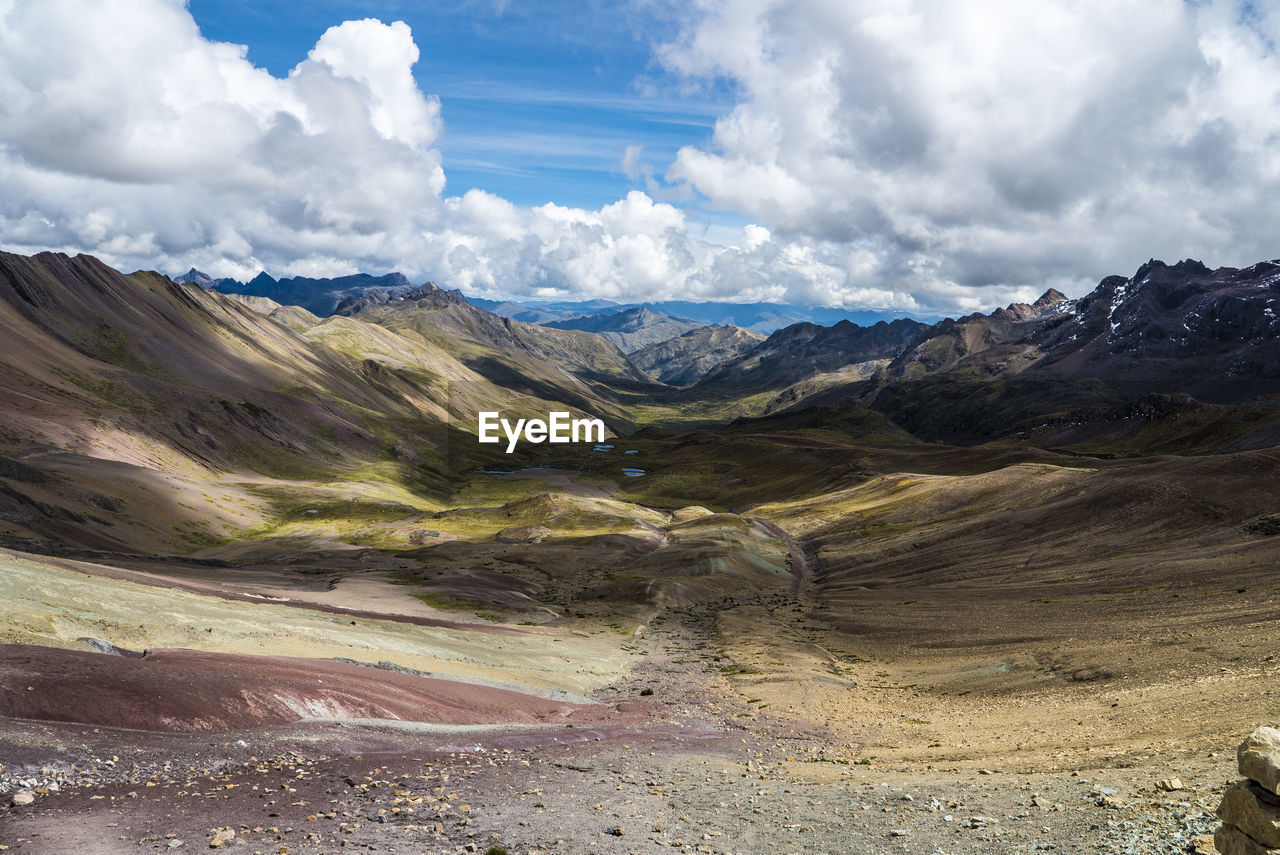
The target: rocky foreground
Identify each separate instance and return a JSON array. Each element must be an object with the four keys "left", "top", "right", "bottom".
[{"left": 0, "top": 610, "right": 1242, "bottom": 855}]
